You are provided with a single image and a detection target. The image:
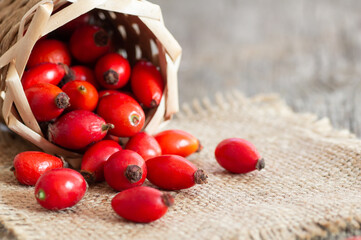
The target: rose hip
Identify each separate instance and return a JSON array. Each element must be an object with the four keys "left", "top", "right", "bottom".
[
  {"left": 146, "top": 155, "right": 208, "bottom": 190},
  {"left": 80, "top": 140, "right": 122, "bottom": 183},
  {"left": 48, "top": 110, "right": 113, "bottom": 150},
  {"left": 97, "top": 93, "right": 145, "bottom": 137},
  {"left": 70, "top": 25, "right": 110, "bottom": 63},
  {"left": 112, "top": 186, "right": 173, "bottom": 223},
  {"left": 125, "top": 132, "right": 161, "bottom": 161},
  {"left": 62, "top": 80, "right": 99, "bottom": 111},
  {"left": 13, "top": 151, "right": 63, "bottom": 186},
  {"left": 35, "top": 168, "right": 87, "bottom": 210},
  {"left": 70, "top": 66, "right": 99, "bottom": 89},
  {"left": 22, "top": 63, "right": 68, "bottom": 90},
  {"left": 25, "top": 83, "right": 70, "bottom": 122},
  {"left": 131, "top": 60, "right": 164, "bottom": 108},
  {"left": 215, "top": 138, "right": 265, "bottom": 174},
  {"left": 104, "top": 150, "right": 147, "bottom": 191},
  {"left": 95, "top": 53, "right": 131, "bottom": 89},
  {"left": 154, "top": 129, "right": 202, "bottom": 157},
  {"left": 27, "top": 39, "right": 71, "bottom": 68}
]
